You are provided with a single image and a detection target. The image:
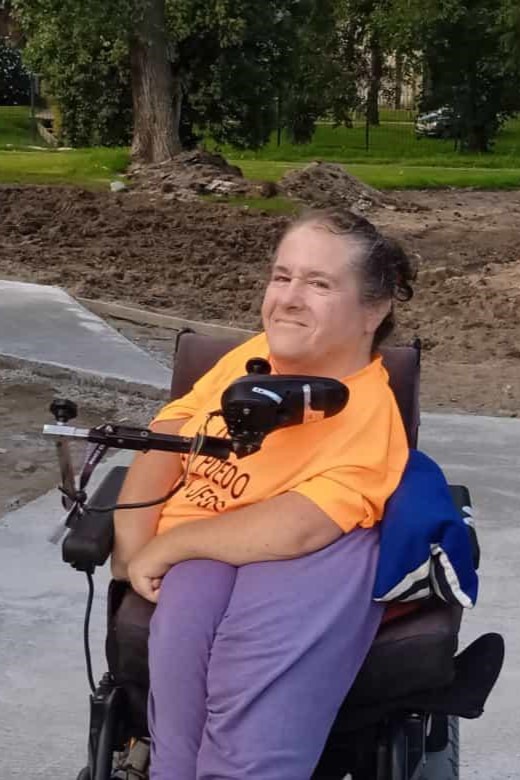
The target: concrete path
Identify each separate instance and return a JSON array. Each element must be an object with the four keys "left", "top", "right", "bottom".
[
  {"left": 0, "top": 281, "right": 171, "bottom": 395},
  {"left": 0, "top": 453, "right": 131, "bottom": 779},
  {"left": 419, "top": 413, "right": 520, "bottom": 779},
  {"left": 0, "top": 413, "right": 518, "bottom": 779}
]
